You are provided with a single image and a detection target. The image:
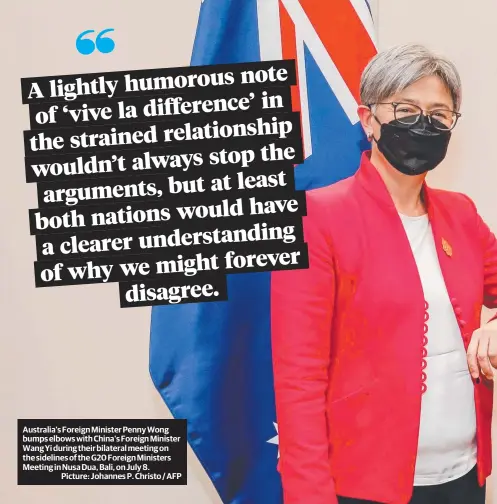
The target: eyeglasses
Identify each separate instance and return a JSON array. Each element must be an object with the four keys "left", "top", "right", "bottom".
[{"left": 368, "top": 102, "right": 461, "bottom": 131}]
